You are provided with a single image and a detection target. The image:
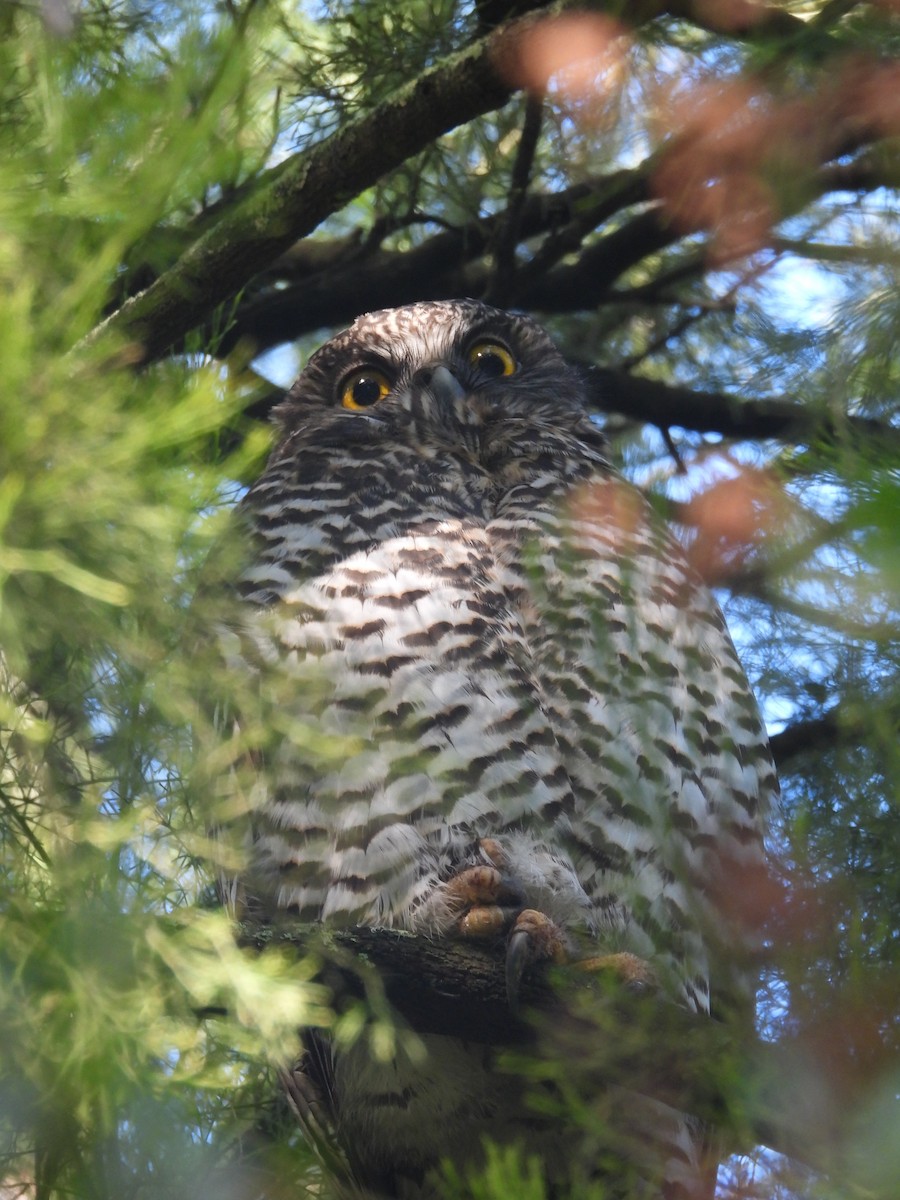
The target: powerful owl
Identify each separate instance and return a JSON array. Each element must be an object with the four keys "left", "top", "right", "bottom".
[{"left": 225, "top": 299, "right": 776, "bottom": 1198}]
